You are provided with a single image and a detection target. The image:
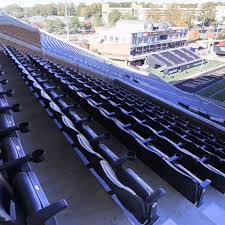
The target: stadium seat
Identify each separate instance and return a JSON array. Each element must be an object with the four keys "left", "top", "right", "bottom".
[
  {"left": 0, "top": 57, "right": 68, "bottom": 224},
  {"left": 7, "top": 49, "right": 166, "bottom": 224},
  {"left": 6, "top": 47, "right": 225, "bottom": 206}
]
